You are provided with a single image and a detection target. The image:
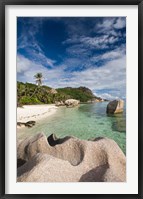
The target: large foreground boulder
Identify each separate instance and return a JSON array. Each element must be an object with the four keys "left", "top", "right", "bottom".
[
  {"left": 106, "top": 99, "right": 124, "bottom": 114},
  {"left": 17, "top": 133, "right": 126, "bottom": 182},
  {"left": 65, "top": 99, "right": 80, "bottom": 107}
]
